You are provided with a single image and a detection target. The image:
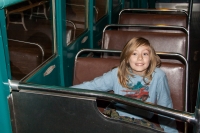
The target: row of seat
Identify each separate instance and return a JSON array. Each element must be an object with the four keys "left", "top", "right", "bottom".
[{"left": 104, "top": 8, "right": 189, "bottom": 59}]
